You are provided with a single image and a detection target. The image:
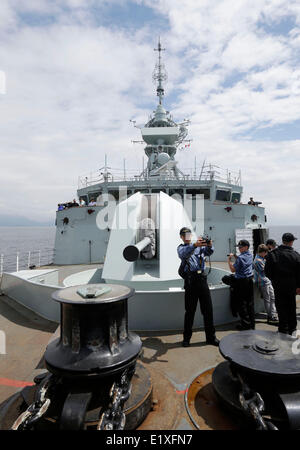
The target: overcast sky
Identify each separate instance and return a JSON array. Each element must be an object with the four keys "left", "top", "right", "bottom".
[{"left": 0, "top": 0, "right": 300, "bottom": 225}]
